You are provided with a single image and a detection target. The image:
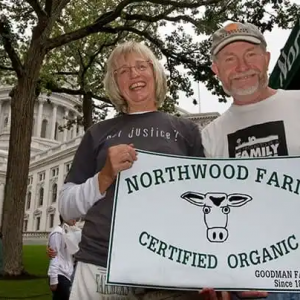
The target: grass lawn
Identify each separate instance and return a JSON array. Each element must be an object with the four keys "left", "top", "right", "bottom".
[{"left": 0, "top": 245, "right": 51, "bottom": 300}]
